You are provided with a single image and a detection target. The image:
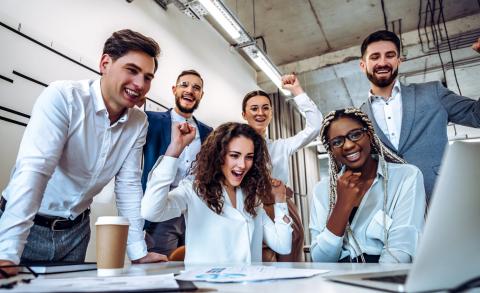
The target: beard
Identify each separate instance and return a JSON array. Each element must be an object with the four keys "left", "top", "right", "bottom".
[
  {"left": 175, "top": 95, "right": 200, "bottom": 114},
  {"left": 366, "top": 66, "right": 398, "bottom": 88}
]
